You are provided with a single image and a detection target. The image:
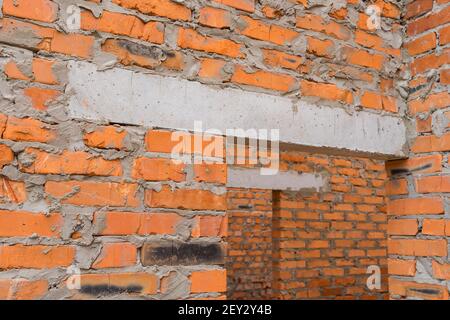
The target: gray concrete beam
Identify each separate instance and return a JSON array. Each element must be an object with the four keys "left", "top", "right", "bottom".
[{"left": 66, "top": 61, "right": 407, "bottom": 159}]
